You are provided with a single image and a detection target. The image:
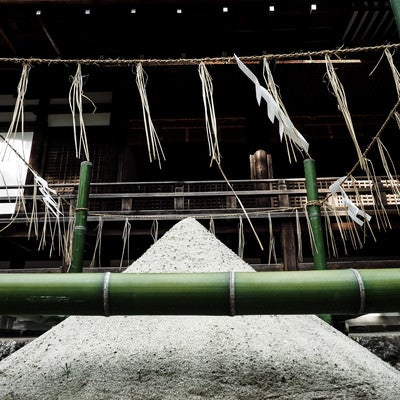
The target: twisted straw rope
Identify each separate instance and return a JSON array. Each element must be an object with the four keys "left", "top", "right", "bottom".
[
  {"left": 0, "top": 43, "right": 400, "bottom": 66},
  {"left": 306, "top": 200, "right": 323, "bottom": 207}
]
